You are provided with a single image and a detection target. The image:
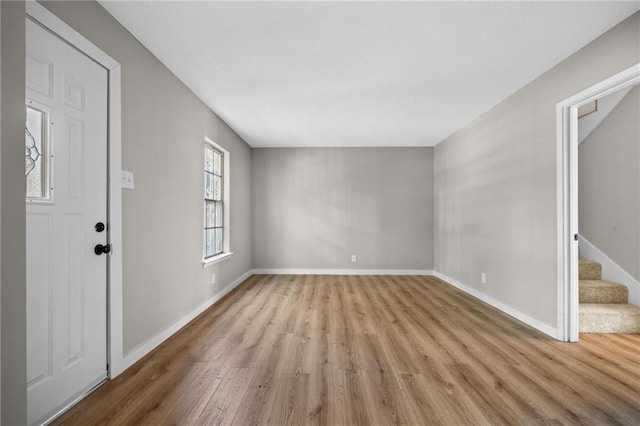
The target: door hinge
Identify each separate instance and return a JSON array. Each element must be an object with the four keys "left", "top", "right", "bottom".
[{"left": 574, "top": 234, "right": 579, "bottom": 241}]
